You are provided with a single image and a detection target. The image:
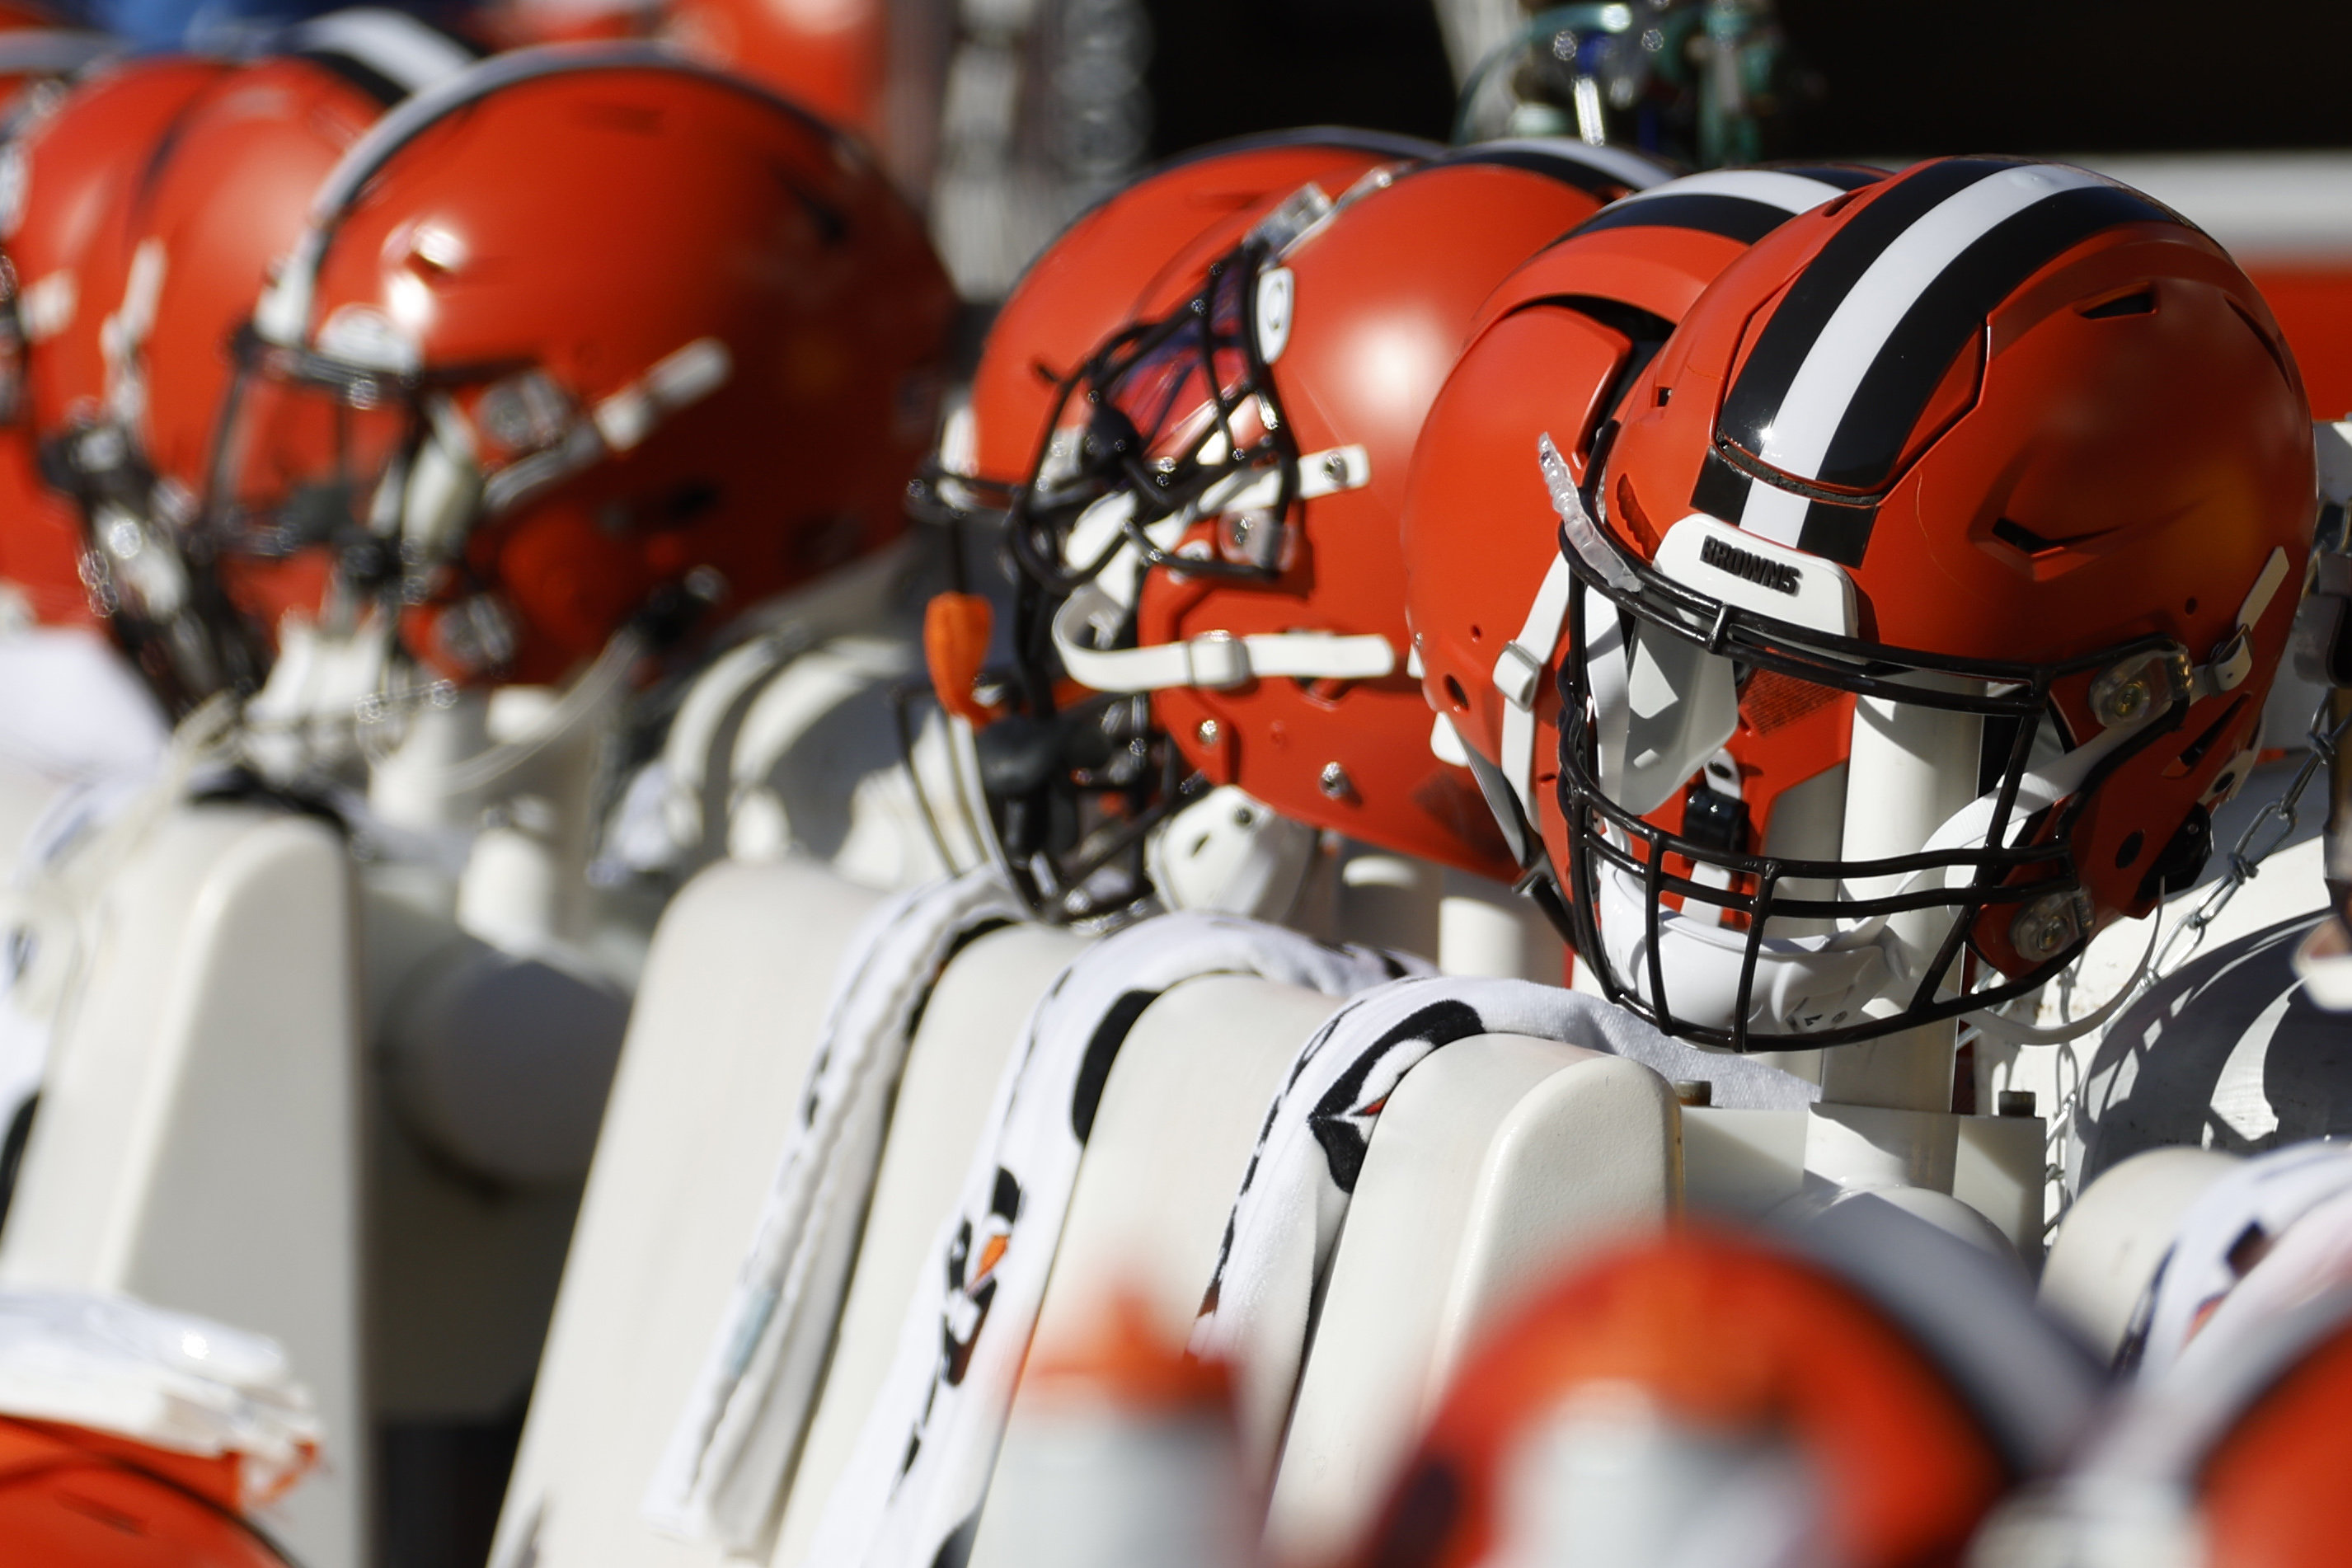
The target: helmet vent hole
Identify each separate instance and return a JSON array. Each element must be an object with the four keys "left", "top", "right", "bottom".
[
  {"left": 1468, "top": 623, "right": 1482, "bottom": 642},
  {"left": 2115, "top": 830, "right": 2145, "bottom": 868},
  {"left": 2185, "top": 598, "right": 2199, "bottom": 615},
  {"left": 1444, "top": 674, "right": 1468, "bottom": 711},
  {"left": 2080, "top": 289, "right": 2156, "bottom": 319},
  {"left": 2167, "top": 696, "right": 2248, "bottom": 777},
  {"left": 1991, "top": 518, "right": 2063, "bottom": 558}
]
